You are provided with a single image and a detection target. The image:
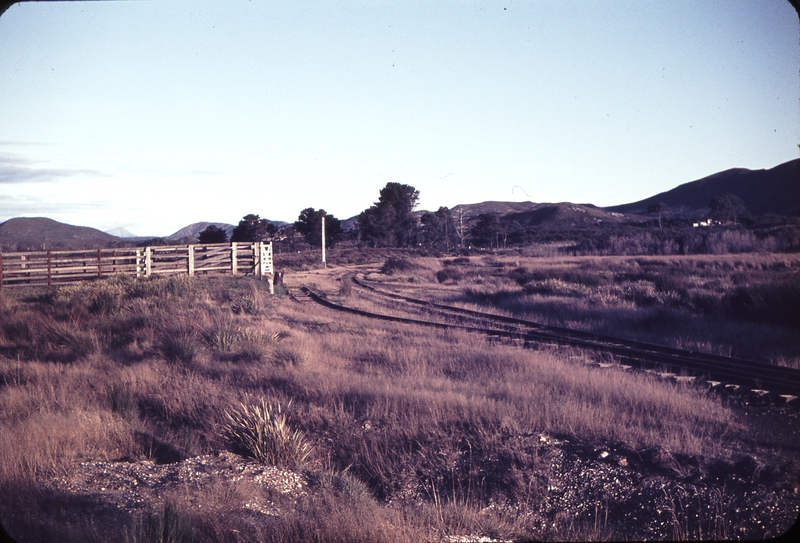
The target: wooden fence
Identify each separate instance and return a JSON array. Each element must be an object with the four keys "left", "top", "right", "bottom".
[{"left": 0, "top": 242, "right": 273, "bottom": 290}]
